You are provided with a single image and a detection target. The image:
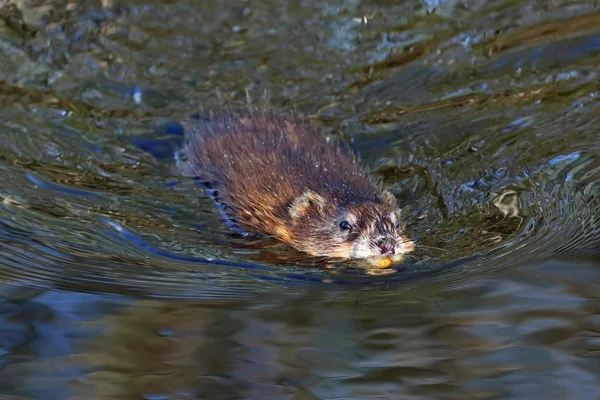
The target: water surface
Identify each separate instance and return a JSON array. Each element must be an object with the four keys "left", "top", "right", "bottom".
[{"left": 0, "top": 0, "right": 599, "bottom": 398}]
